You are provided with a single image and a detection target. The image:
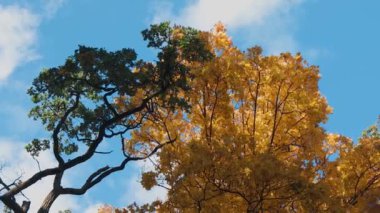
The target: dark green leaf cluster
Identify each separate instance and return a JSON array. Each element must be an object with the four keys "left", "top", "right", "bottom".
[
  {"left": 25, "top": 139, "right": 50, "bottom": 157},
  {"left": 142, "top": 22, "right": 213, "bottom": 62},
  {"left": 25, "top": 23, "right": 212, "bottom": 156},
  {"left": 142, "top": 22, "right": 213, "bottom": 110}
]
